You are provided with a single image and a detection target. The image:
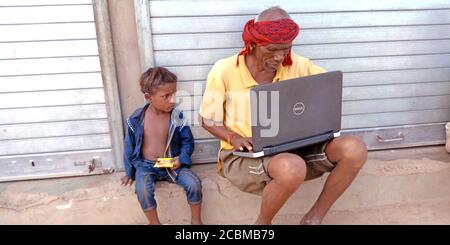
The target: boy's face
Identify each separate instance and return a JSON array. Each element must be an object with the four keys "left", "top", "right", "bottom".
[{"left": 145, "top": 83, "right": 177, "bottom": 112}]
